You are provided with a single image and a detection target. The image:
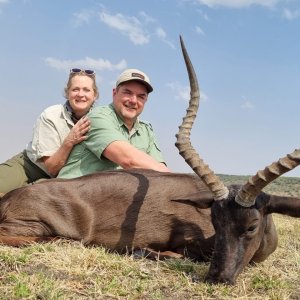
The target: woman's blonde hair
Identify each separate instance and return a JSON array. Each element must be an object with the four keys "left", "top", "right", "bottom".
[{"left": 64, "top": 71, "right": 99, "bottom": 100}]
